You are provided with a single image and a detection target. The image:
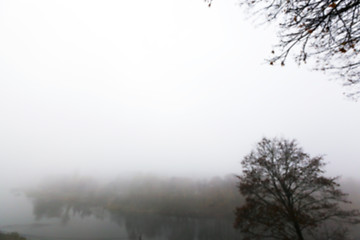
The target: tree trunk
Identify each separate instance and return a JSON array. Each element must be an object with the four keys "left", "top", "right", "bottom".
[{"left": 293, "top": 220, "right": 304, "bottom": 240}]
